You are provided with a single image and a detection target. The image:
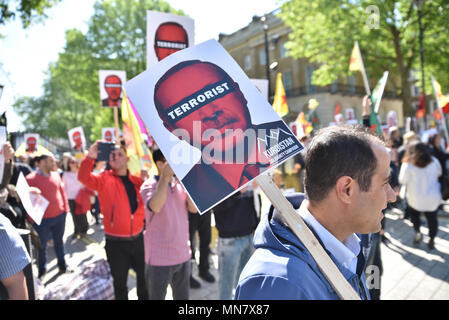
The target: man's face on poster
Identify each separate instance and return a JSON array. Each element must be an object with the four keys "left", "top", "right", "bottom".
[
  {"left": 154, "top": 22, "right": 188, "bottom": 61},
  {"left": 105, "top": 130, "right": 113, "bottom": 142},
  {"left": 27, "top": 137, "right": 36, "bottom": 152},
  {"left": 73, "top": 132, "right": 82, "bottom": 148},
  {"left": 104, "top": 75, "right": 122, "bottom": 101},
  {"left": 155, "top": 62, "right": 252, "bottom": 152}
]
